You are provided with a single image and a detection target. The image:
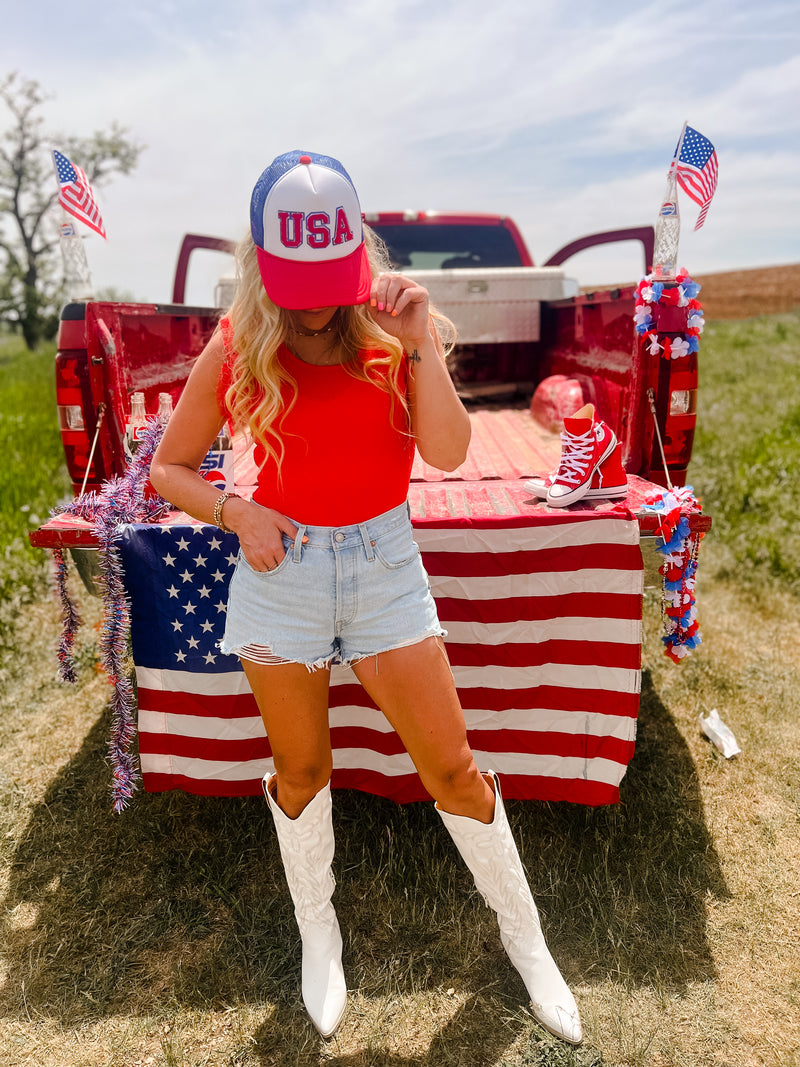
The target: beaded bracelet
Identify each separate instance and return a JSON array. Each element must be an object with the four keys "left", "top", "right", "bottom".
[{"left": 213, "top": 491, "right": 238, "bottom": 533}]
